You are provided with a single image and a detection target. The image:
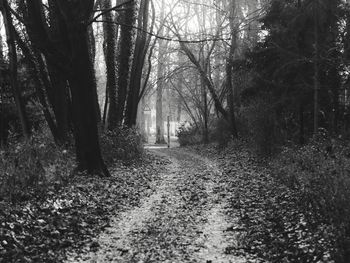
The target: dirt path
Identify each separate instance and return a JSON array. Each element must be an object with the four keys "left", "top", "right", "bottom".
[{"left": 65, "top": 148, "right": 247, "bottom": 262}]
